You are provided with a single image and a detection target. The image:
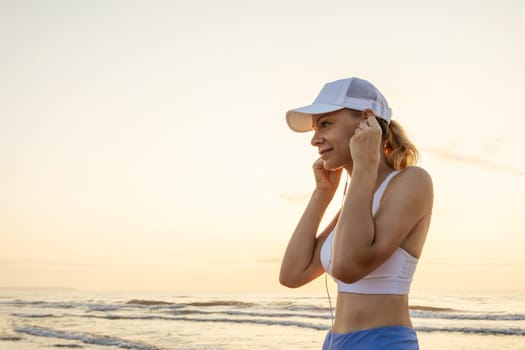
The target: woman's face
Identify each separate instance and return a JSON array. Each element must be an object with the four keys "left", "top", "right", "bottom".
[{"left": 310, "top": 109, "right": 363, "bottom": 171}]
